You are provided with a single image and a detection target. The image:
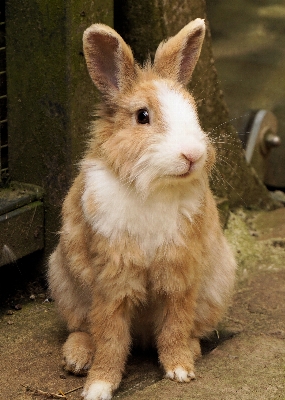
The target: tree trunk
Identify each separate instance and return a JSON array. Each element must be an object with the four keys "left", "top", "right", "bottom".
[{"left": 114, "top": 0, "right": 273, "bottom": 209}]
